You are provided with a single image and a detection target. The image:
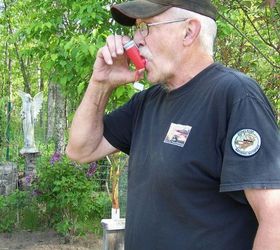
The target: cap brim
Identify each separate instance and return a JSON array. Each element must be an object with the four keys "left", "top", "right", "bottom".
[{"left": 111, "top": 0, "right": 171, "bottom": 26}]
